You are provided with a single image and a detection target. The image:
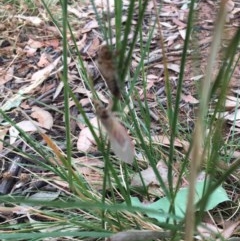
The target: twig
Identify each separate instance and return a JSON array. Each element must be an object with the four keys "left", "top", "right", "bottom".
[{"left": 0, "top": 156, "right": 22, "bottom": 194}]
